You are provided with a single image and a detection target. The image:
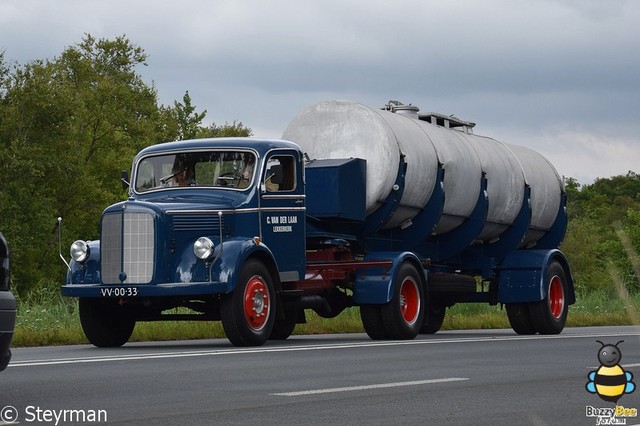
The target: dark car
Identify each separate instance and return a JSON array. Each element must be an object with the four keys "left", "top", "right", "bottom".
[{"left": 0, "top": 232, "right": 16, "bottom": 371}]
